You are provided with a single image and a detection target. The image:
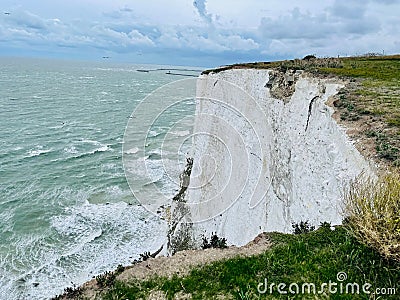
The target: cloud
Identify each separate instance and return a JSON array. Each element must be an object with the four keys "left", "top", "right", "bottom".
[
  {"left": 371, "top": 0, "right": 400, "bottom": 4},
  {"left": 0, "top": 0, "right": 399, "bottom": 65},
  {"left": 193, "top": 0, "right": 212, "bottom": 24},
  {"left": 329, "top": 0, "right": 367, "bottom": 19},
  {"left": 103, "top": 6, "right": 136, "bottom": 19},
  {"left": 156, "top": 25, "right": 258, "bottom": 54},
  {"left": 6, "top": 10, "right": 48, "bottom": 31},
  {"left": 258, "top": 5, "right": 380, "bottom": 41}
]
